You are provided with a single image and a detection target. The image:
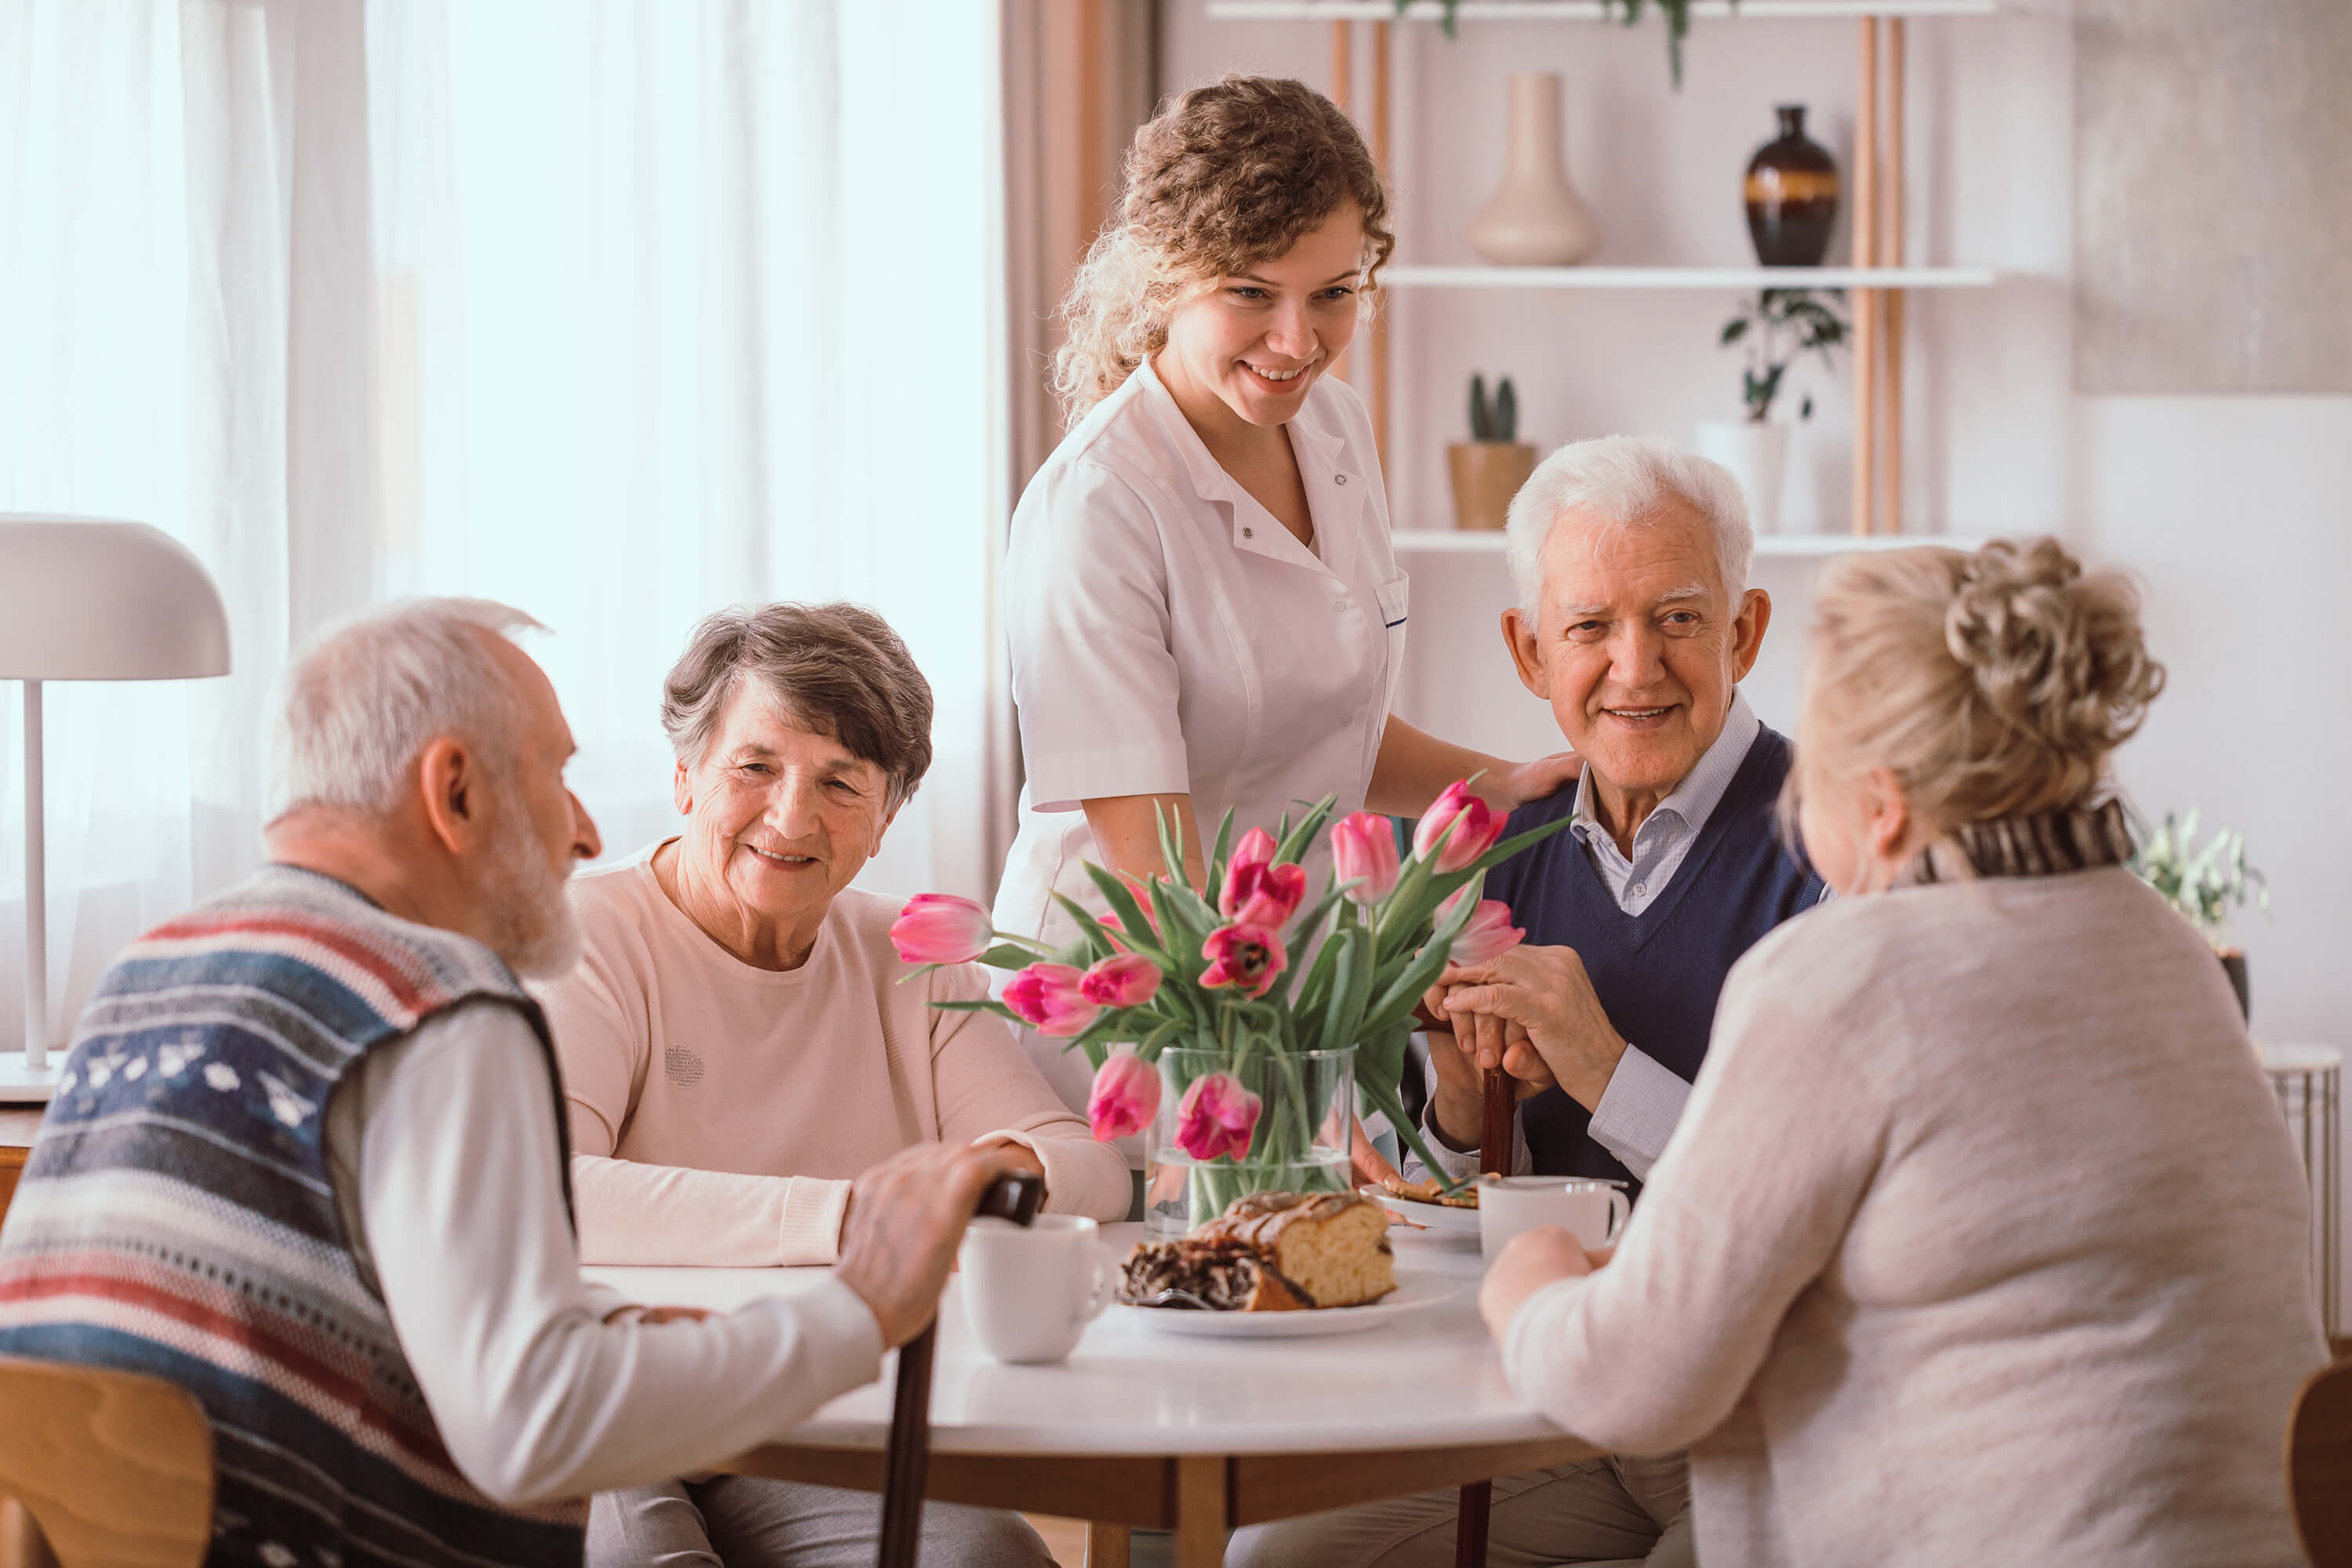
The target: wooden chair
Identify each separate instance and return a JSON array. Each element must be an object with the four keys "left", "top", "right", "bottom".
[
  {"left": 0, "top": 1357, "right": 212, "bottom": 1568},
  {"left": 2290, "top": 1356, "right": 2352, "bottom": 1568}
]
